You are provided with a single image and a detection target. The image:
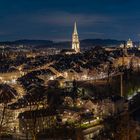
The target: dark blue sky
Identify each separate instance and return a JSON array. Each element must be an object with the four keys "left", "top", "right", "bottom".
[{"left": 0, "top": 0, "right": 140, "bottom": 41}]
